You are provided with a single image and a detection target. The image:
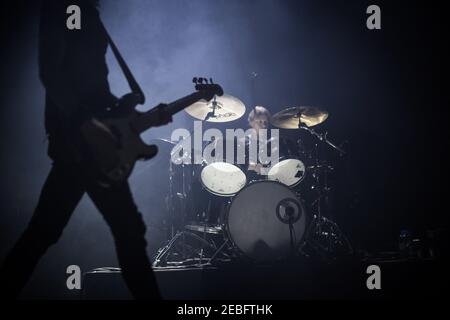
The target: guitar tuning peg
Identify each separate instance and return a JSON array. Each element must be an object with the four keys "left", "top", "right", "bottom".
[
  {"left": 209, "top": 78, "right": 214, "bottom": 84},
  {"left": 193, "top": 77, "right": 198, "bottom": 84},
  {"left": 199, "top": 78, "right": 204, "bottom": 84}
]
